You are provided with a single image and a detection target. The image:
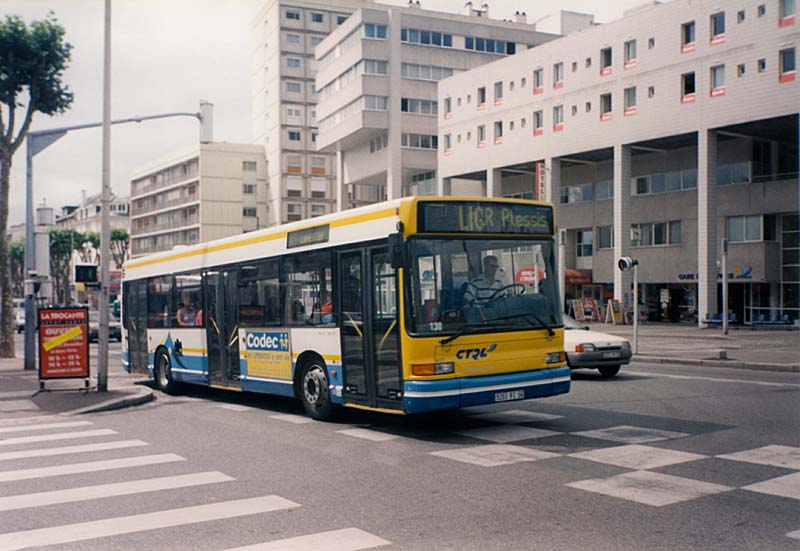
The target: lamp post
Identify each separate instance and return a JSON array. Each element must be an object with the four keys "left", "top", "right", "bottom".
[{"left": 618, "top": 256, "right": 639, "bottom": 354}]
